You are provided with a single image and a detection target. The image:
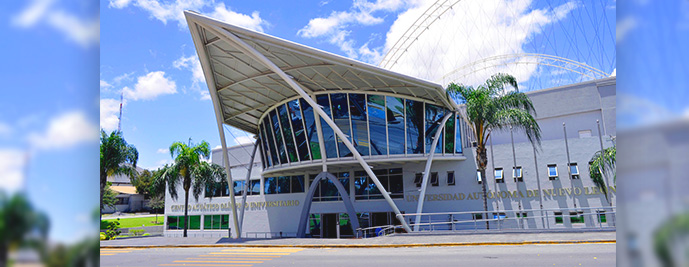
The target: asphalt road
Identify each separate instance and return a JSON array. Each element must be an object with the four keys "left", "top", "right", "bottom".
[{"left": 101, "top": 243, "right": 615, "bottom": 266}]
